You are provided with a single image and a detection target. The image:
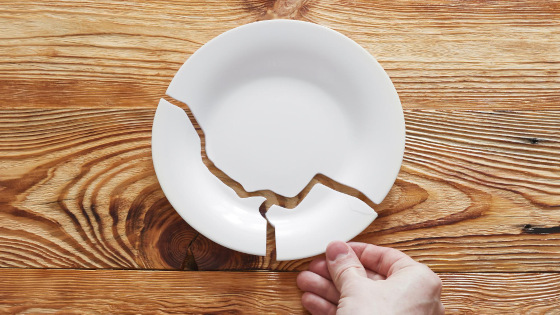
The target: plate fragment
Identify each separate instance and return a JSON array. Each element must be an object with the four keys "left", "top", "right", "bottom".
[
  {"left": 152, "top": 99, "right": 267, "bottom": 256},
  {"left": 267, "top": 184, "right": 377, "bottom": 261}
]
